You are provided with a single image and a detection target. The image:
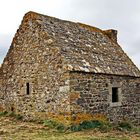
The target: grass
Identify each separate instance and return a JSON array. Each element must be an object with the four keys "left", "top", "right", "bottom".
[
  {"left": 0, "top": 111, "right": 23, "bottom": 120},
  {"left": 0, "top": 111, "right": 8, "bottom": 116},
  {"left": 0, "top": 112, "right": 140, "bottom": 140}
]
